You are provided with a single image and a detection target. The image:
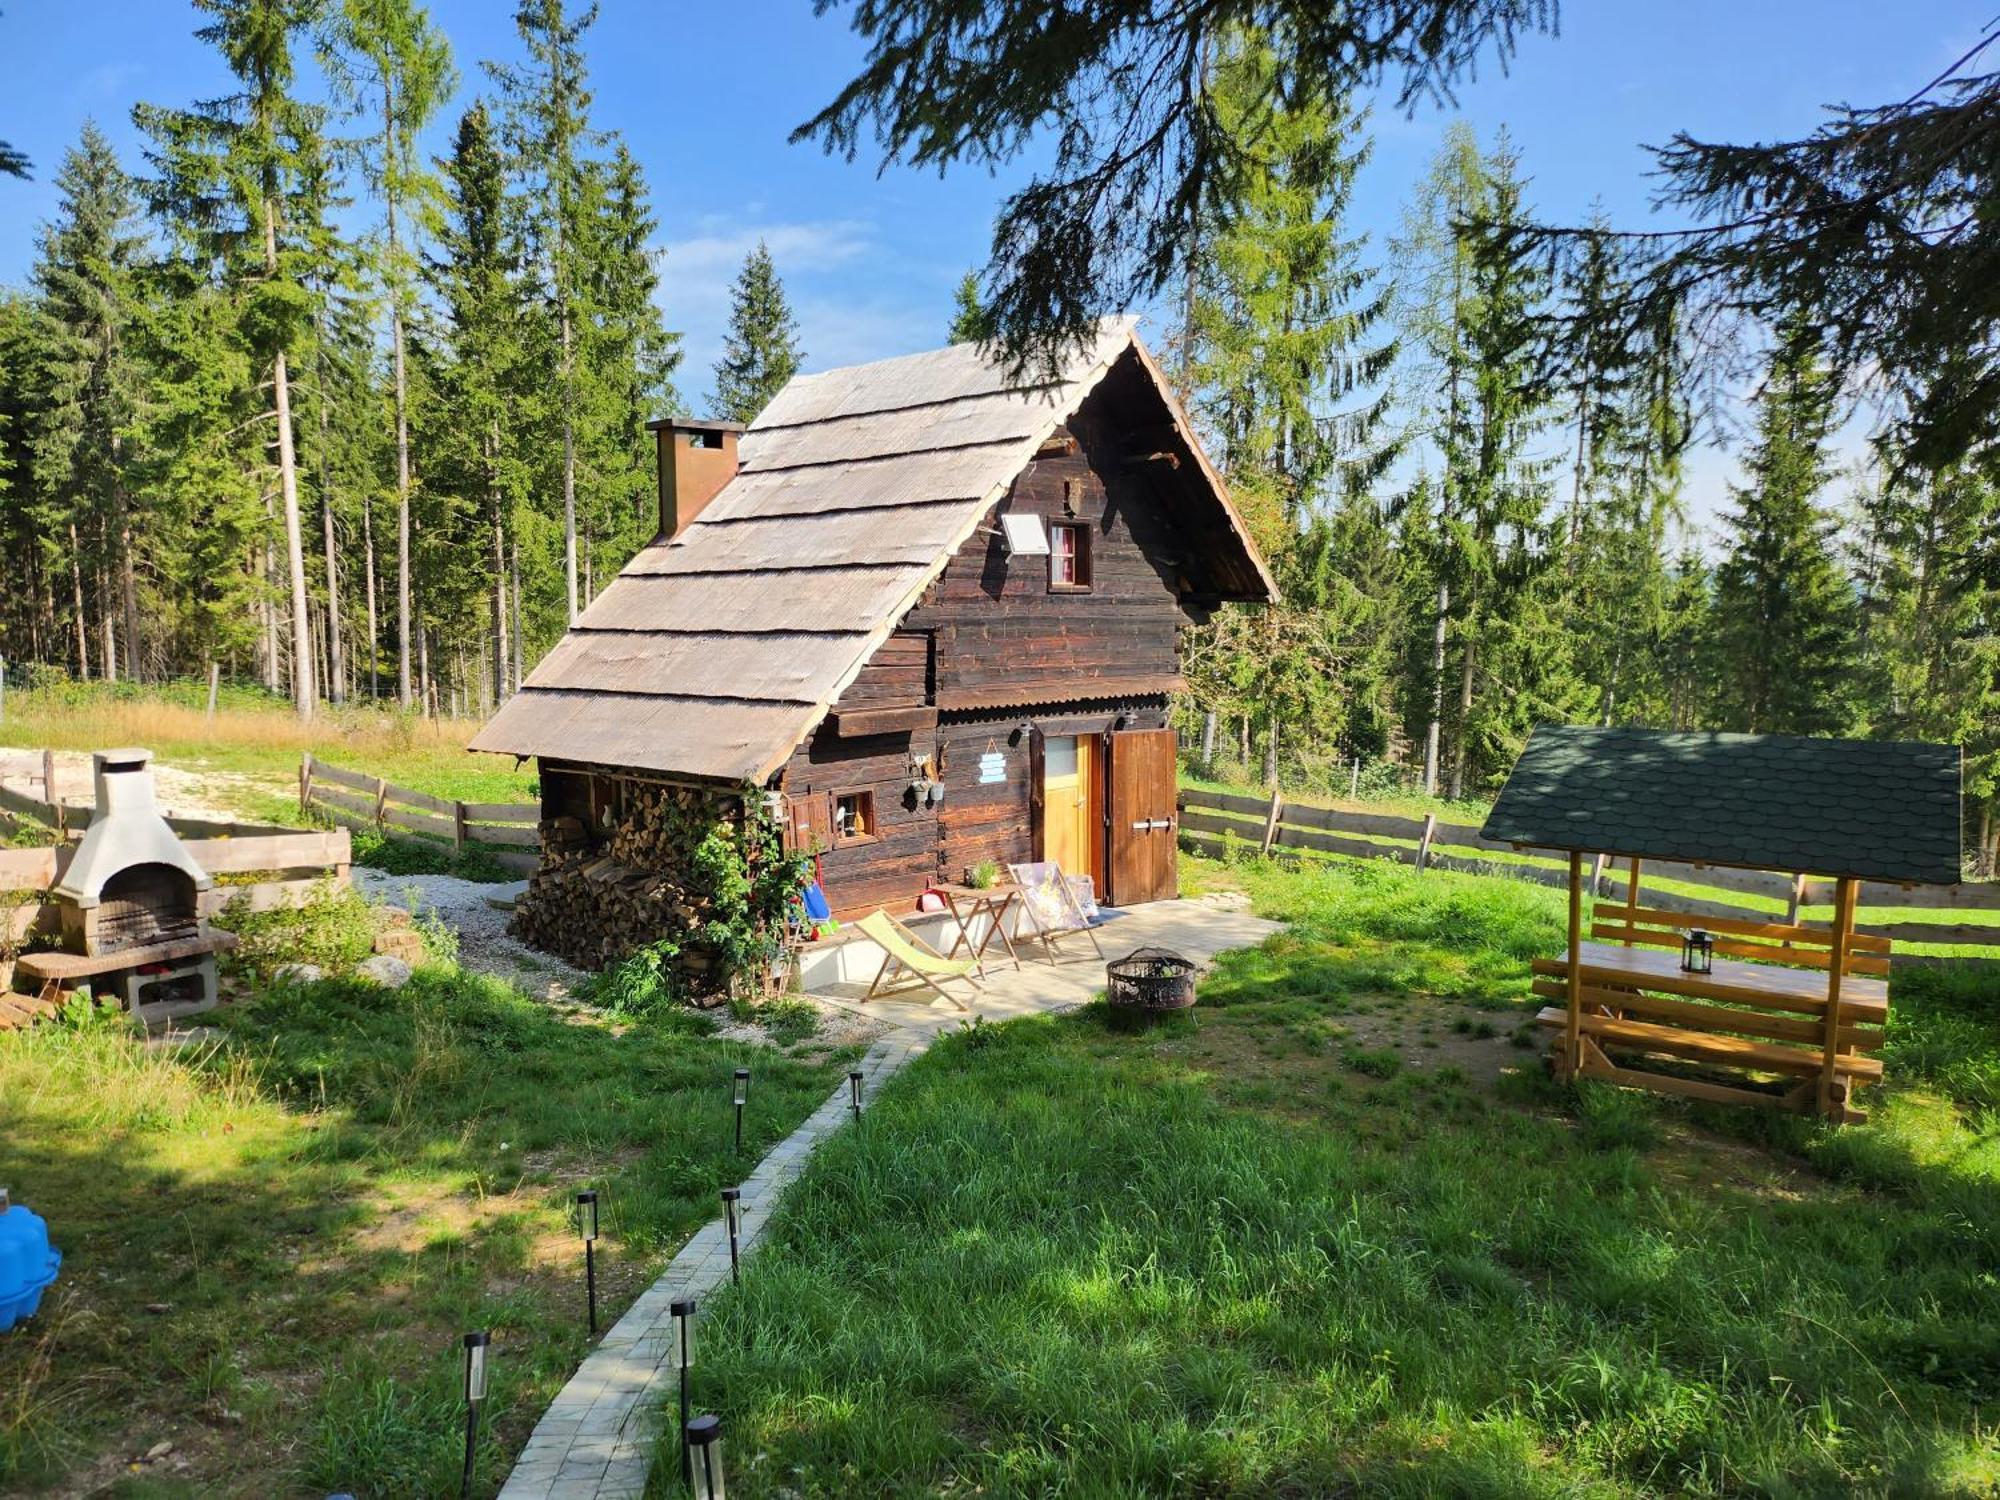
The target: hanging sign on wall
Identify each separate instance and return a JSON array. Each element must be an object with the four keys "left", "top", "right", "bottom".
[{"left": 978, "top": 750, "right": 1006, "bottom": 785}]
